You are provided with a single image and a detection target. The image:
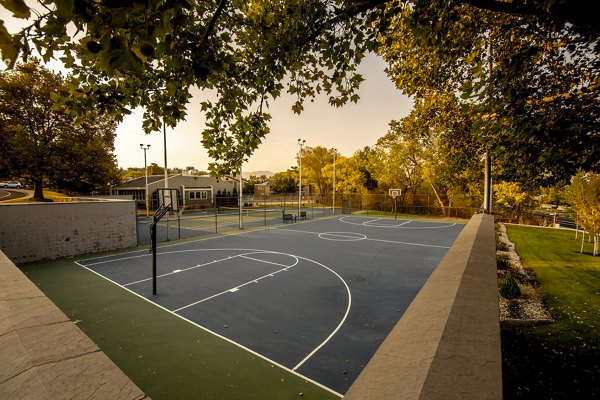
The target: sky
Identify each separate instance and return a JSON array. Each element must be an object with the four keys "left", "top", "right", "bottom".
[
  {"left": 117, "top": 54, "right": 413, "bottom": 173},
  {"left": 1, "top": 7, "right": 414, "bottom": 174}
]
